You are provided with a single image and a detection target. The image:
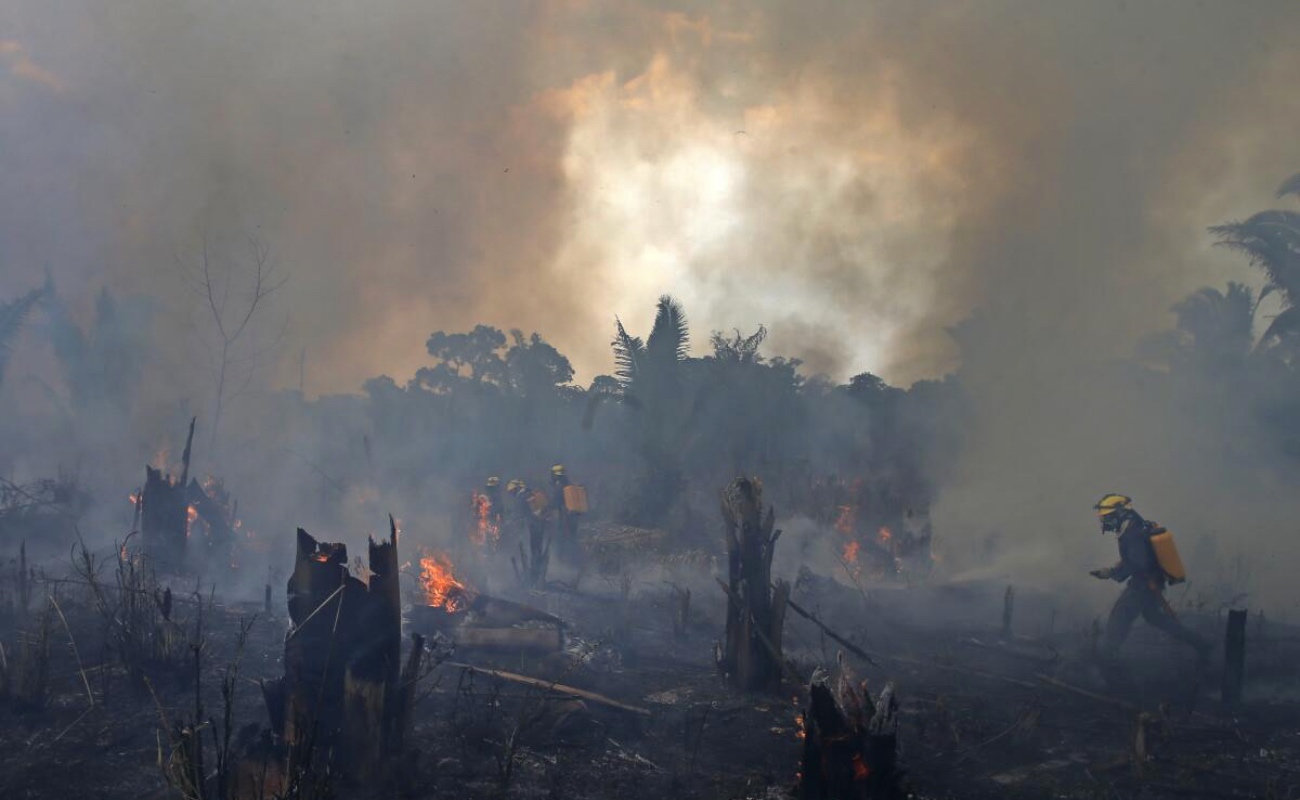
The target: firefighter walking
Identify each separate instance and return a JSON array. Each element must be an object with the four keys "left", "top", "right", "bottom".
[{"left": 1090, "top": 494, "right": 1210, "bottom": 661}]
